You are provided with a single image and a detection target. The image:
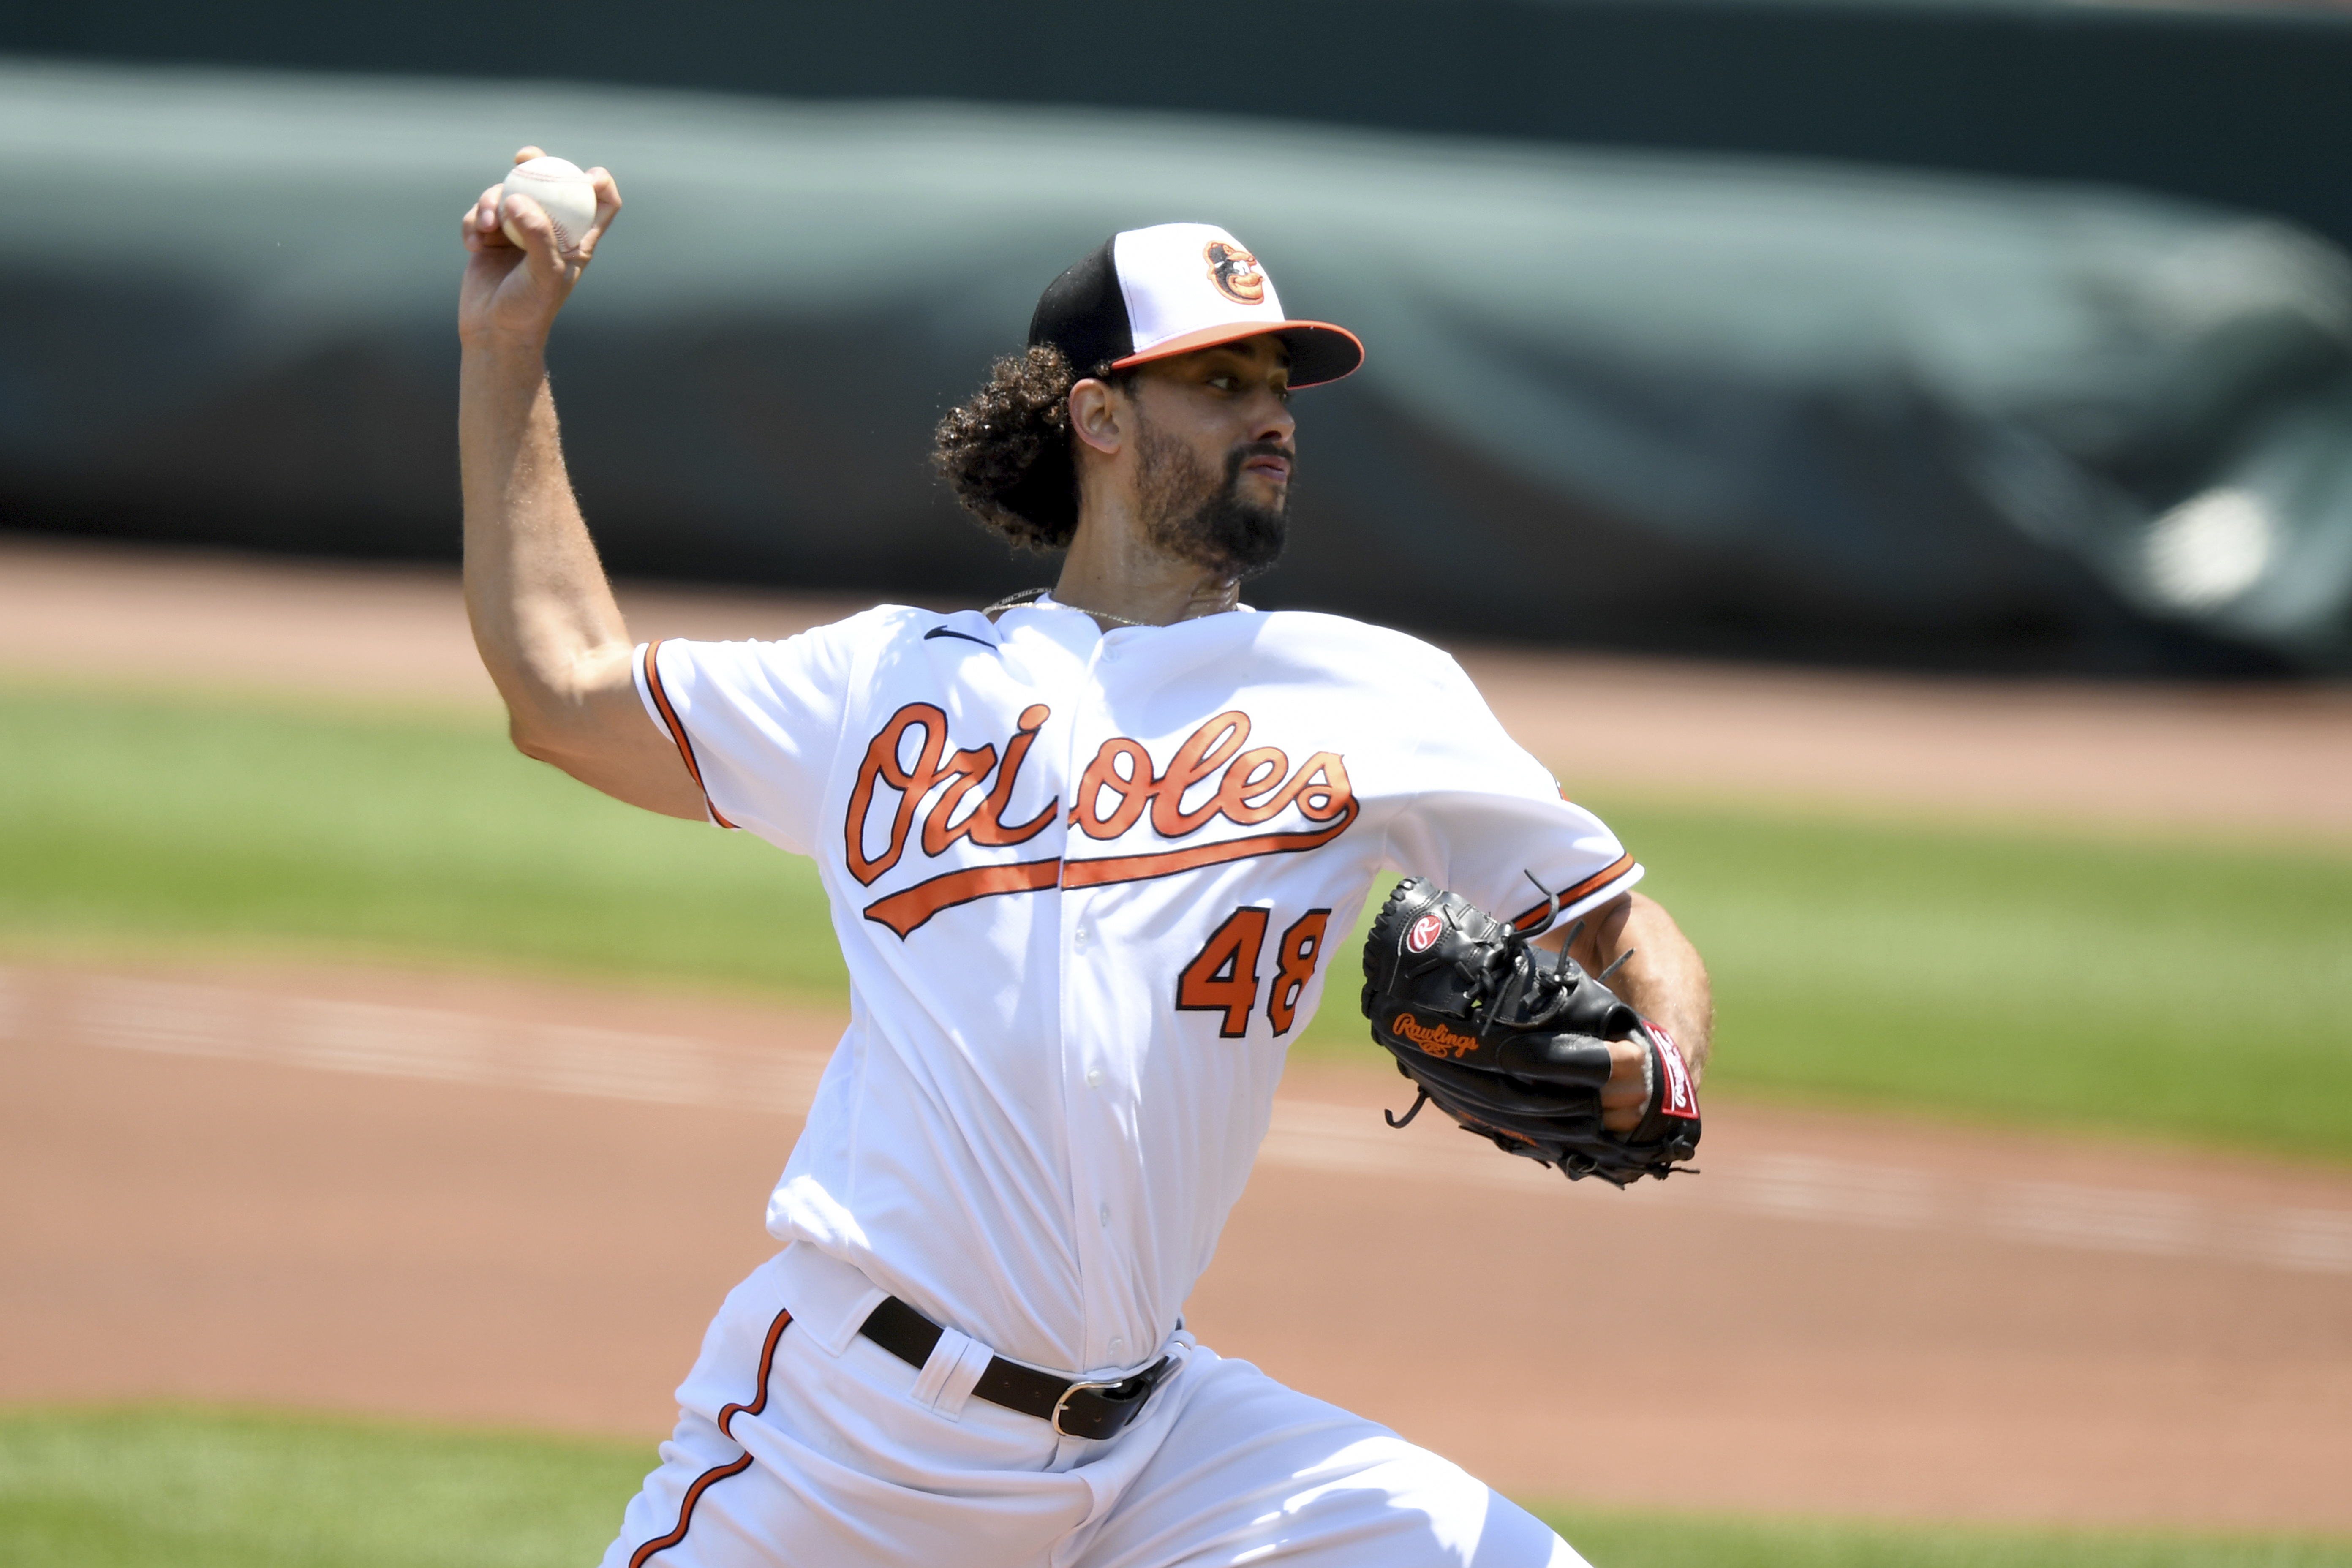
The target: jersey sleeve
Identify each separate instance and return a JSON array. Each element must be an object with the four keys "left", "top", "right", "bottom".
[
  {"left": 1380, "top": 653, "right": 1642, "bottom": 932},
  {"left": 632, "top": 619, "right": 869, "bottom": 856}
]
